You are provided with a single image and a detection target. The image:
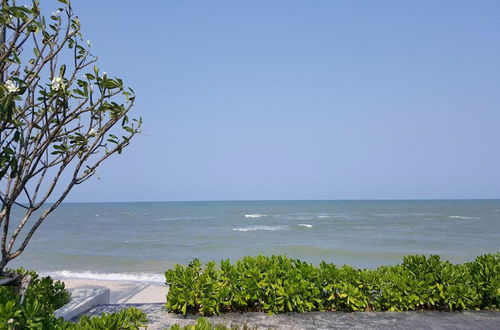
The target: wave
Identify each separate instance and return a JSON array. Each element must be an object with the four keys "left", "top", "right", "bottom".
[
  {"left": 244, "top": 214, "right": 267, "bottom": 218},
  {"left": 298, "top": 223, "right": 313, "bottom": 228},
  {"left": 317, "top": 215, "right": 330, "bottom": 219},
  {"left": 449, "top": 215, "right": 480, "bottom": 220},
  {"left": 233, "top": 225, "right": 286, "bottom": 232},
  {"left": 42, "top": 270, "right": 164, "bottom": 284}
]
